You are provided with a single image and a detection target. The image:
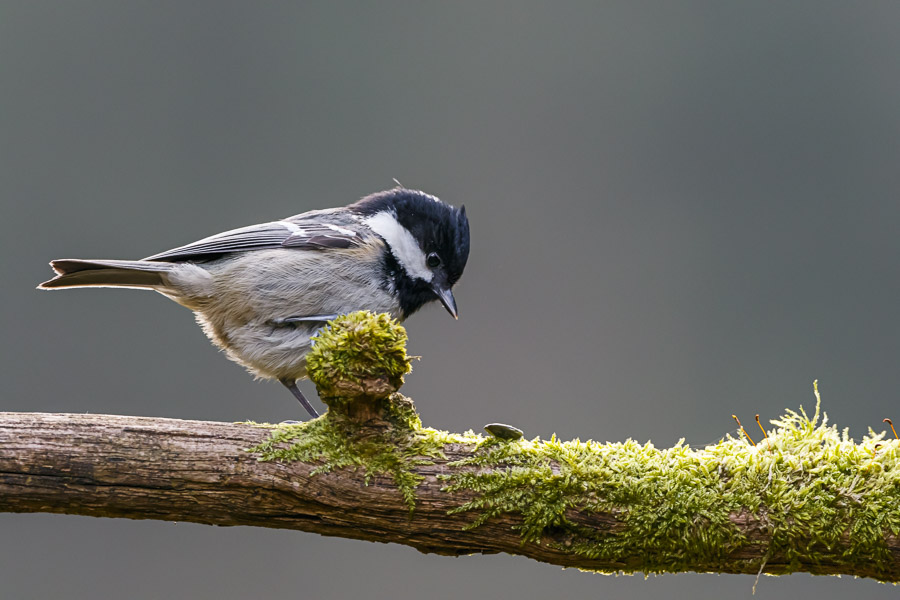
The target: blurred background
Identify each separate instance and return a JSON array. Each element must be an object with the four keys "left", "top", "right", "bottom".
[{"left": 2, "top": 2, "right": 899, "bottom": 598}]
